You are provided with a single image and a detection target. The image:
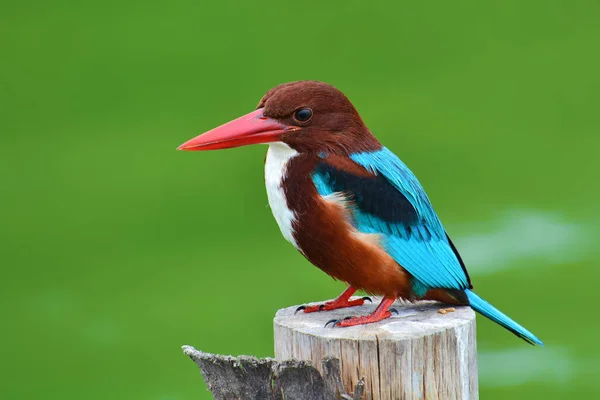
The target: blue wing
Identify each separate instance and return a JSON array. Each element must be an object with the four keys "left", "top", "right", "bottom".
[{"left": 313, "top": 148, "right": 471, "bottom": 295}]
